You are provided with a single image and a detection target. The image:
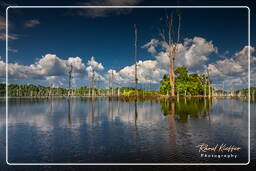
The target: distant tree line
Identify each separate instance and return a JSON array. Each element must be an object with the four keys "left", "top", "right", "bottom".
[
  {"left": 0, "top": 84, "right": 69, "bottom": 97},
  {"left": 0, "top": 84, "right": 141, "bottom": 97}
]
